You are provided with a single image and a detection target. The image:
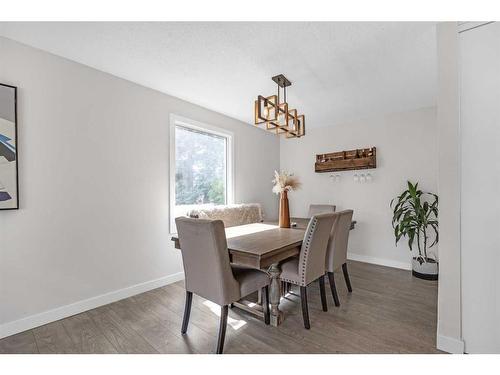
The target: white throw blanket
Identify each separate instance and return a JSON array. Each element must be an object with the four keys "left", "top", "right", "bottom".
[{"left": 186, "top": 203, "right": 263, "bottom": 227}]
